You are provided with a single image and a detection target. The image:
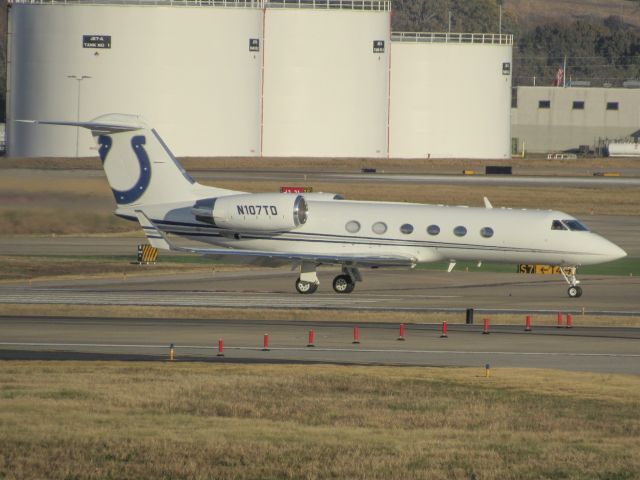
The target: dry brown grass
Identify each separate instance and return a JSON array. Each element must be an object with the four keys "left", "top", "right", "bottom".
[
  {"left": 4, "top": 154, "right": 640, "bottom": 173},
  {"left": 0, "top": 256, "right": 247, "bottom": 282},
  {"left": 1, "top": 172, "right": 638, "bottom": 235},
  {"left": 1, "top": 303, "right": 638, "bottom": 327},
  {"left": 0, "top": 362, "right": 638, "bottom": 479}
]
